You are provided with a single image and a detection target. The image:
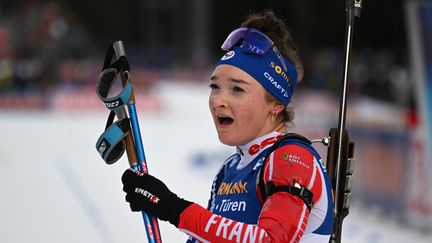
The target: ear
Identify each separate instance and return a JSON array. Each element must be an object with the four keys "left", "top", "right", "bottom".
[{"left": 271, "top": 104, "right": 285, "bottom": 114}]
